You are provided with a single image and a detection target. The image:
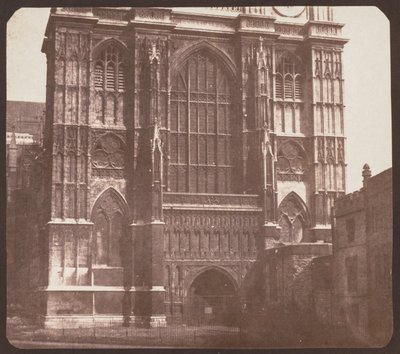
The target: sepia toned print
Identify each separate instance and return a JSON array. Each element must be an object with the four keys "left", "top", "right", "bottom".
[{"left": 6, "top": 6, "right": 392, "bottom": 348}]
